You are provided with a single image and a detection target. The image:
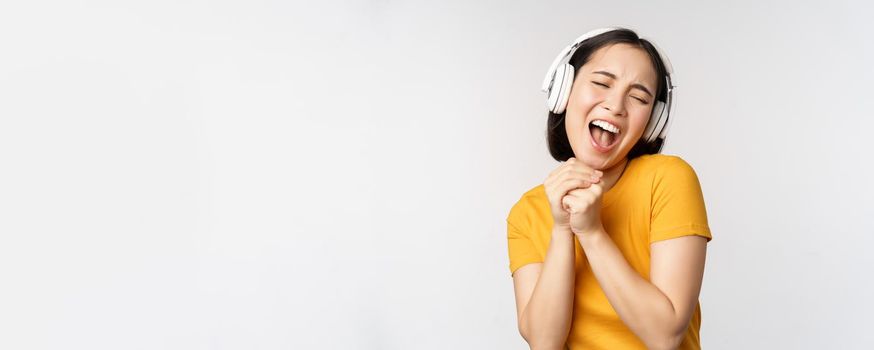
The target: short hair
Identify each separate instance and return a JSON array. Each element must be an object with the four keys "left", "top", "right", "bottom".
[{"left": 546, "top": 28, "right": 670, "bottom": 162}]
